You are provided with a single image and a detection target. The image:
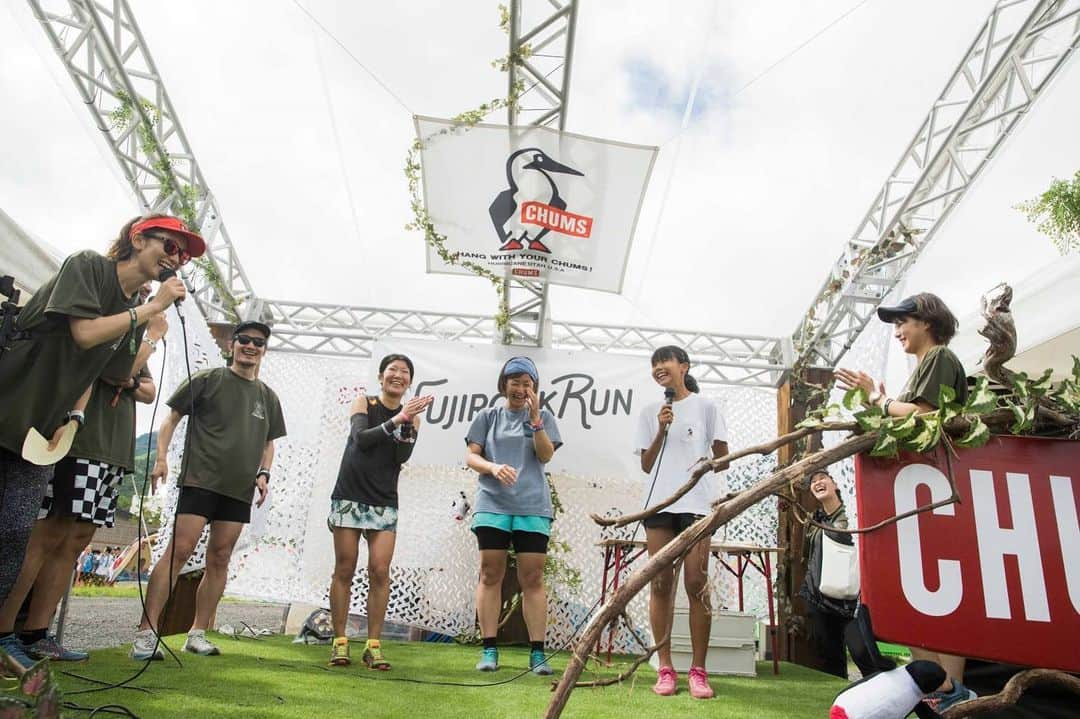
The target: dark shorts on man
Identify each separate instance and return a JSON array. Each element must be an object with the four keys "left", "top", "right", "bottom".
[
  {"left": 176, "top": 486, "right": 251, "bottom": 524},
  {"left": 474, "top": 526, "right": 549, "bottom": 554},
  {"left": 643, "top": 511, "right": 706, "bottom": 534}
]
